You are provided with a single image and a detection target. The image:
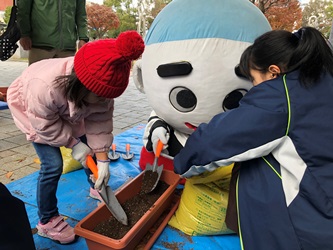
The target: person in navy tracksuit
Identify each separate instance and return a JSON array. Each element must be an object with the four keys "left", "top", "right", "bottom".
[{"left": 174, "top": 26, "right": 333, "bottom": 250}]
